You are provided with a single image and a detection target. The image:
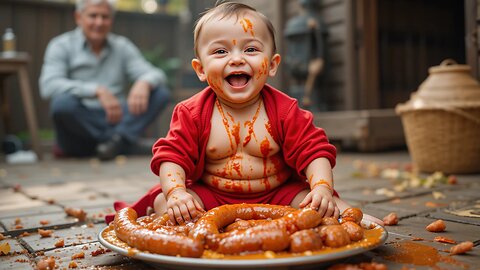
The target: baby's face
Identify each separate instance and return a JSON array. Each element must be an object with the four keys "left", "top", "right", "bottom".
[{"left": 192, "top": 10, "right": 280, "bottom": 107}]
